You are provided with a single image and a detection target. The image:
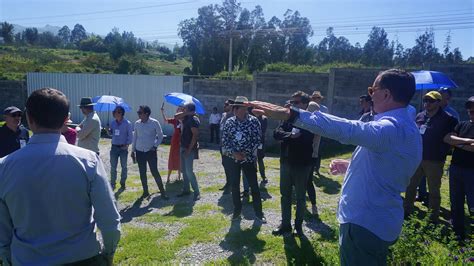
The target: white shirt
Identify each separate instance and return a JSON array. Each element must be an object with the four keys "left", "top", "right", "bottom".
[
  {"left": 132, "top": 117, "right": 164, "bottom": 152},
  {"left": 209, "top": 113, "right": 222, "bottom": 125}
]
